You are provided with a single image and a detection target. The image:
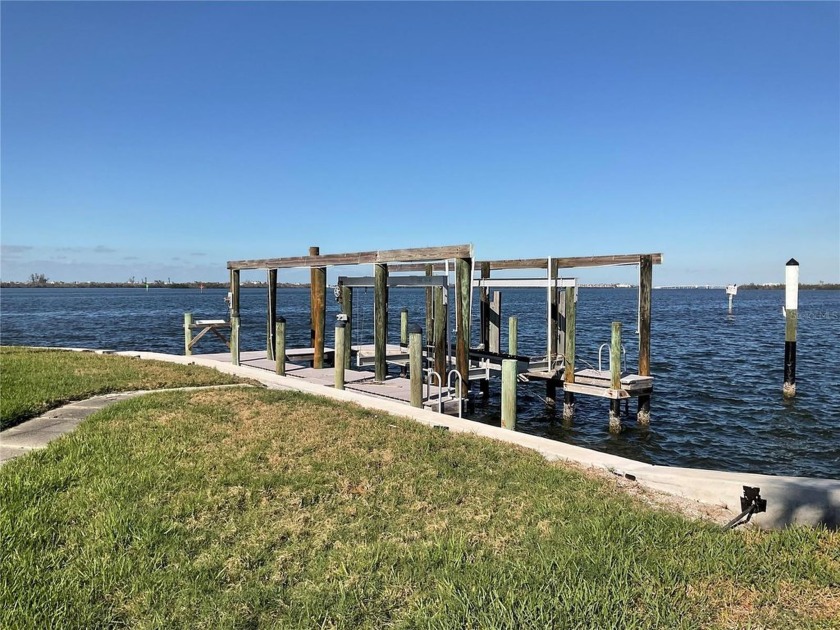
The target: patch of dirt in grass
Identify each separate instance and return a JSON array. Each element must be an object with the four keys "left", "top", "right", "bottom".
[
  {"left": 703, "top": 579, "right": 840, "bottom": 628},
  {"left": 556, "top": 460, "right": 735, "bottom": 527}
]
